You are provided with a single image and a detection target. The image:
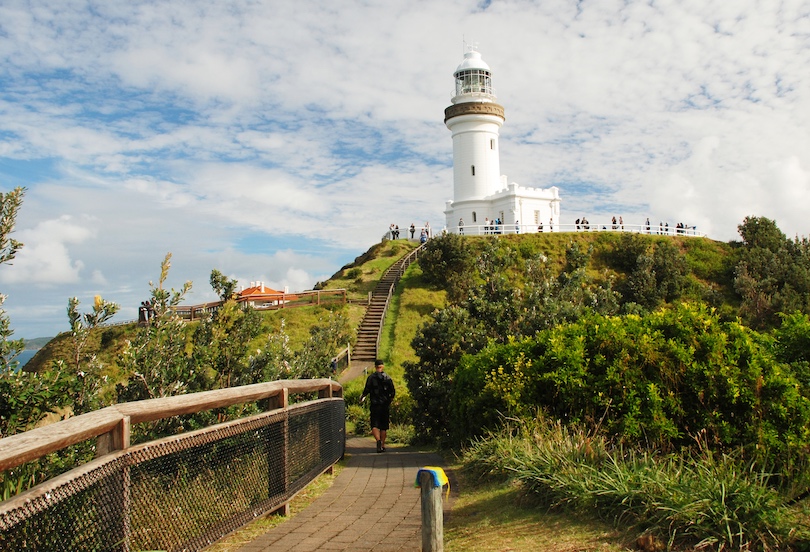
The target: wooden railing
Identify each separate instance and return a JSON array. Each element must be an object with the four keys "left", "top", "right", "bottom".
[
  {"left": 0, "top": 379, "right": 345, "bottom": 552},
  {"left": 173, "top": 288, "right": 348, "bottom": 321},
  {"left": 0, "top": 378, "right": 342, "bottom": 472}
]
